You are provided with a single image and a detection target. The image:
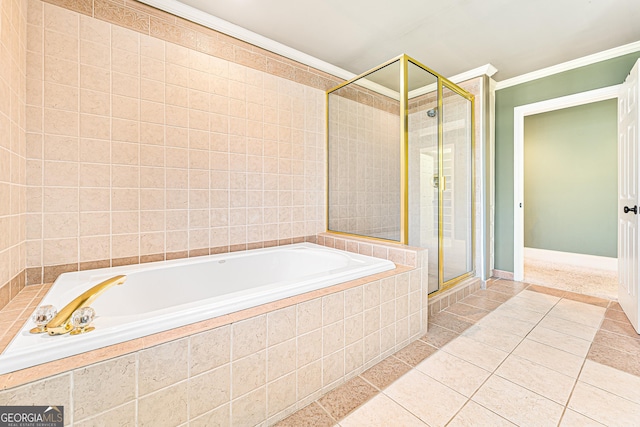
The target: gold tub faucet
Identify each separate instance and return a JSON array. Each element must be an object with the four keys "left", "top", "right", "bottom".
[{"left": 34, "top": 275, "right": 127, "bottom": 336}]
